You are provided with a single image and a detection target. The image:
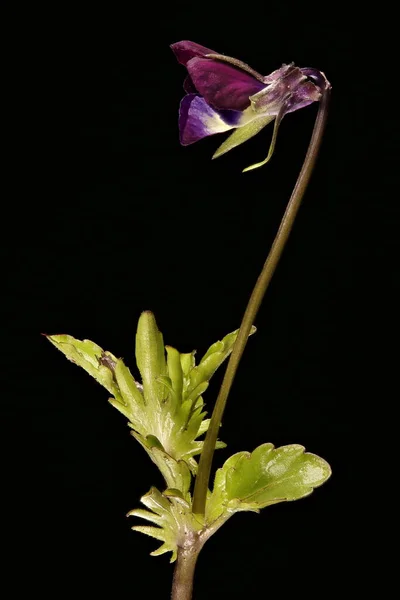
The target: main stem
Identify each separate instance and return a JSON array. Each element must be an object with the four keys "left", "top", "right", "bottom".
[
  {"left": 193, "top": 87, "right": 331, "bottom": 516},
  {"left": 171, "top": 546, "right": 201, "bottom": 600}
]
